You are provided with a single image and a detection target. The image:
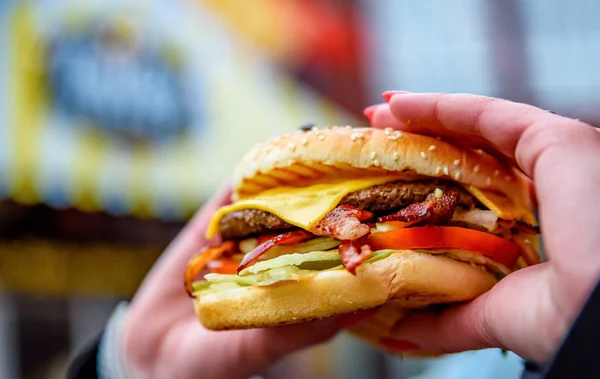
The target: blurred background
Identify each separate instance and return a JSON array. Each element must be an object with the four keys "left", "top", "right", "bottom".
[{"left": 0, "top": 0, "right": 599, "bottom": 378}]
